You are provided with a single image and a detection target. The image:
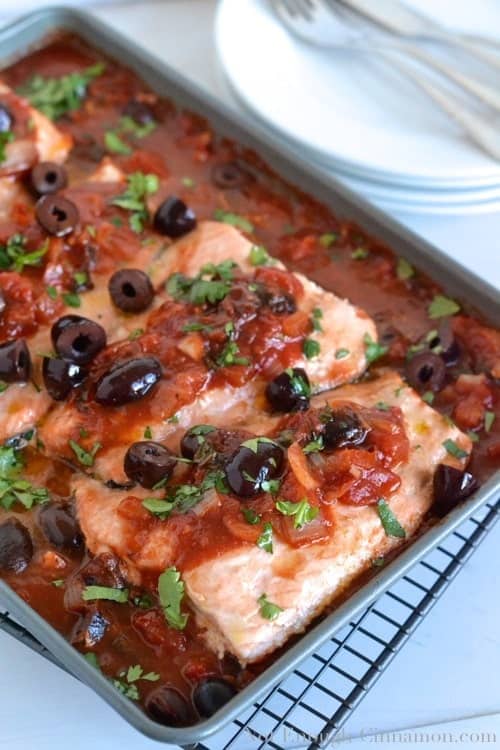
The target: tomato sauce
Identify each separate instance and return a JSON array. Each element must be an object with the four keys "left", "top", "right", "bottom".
[{"left": 0, "top": 33, "right": 499, "bottom": 725}]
